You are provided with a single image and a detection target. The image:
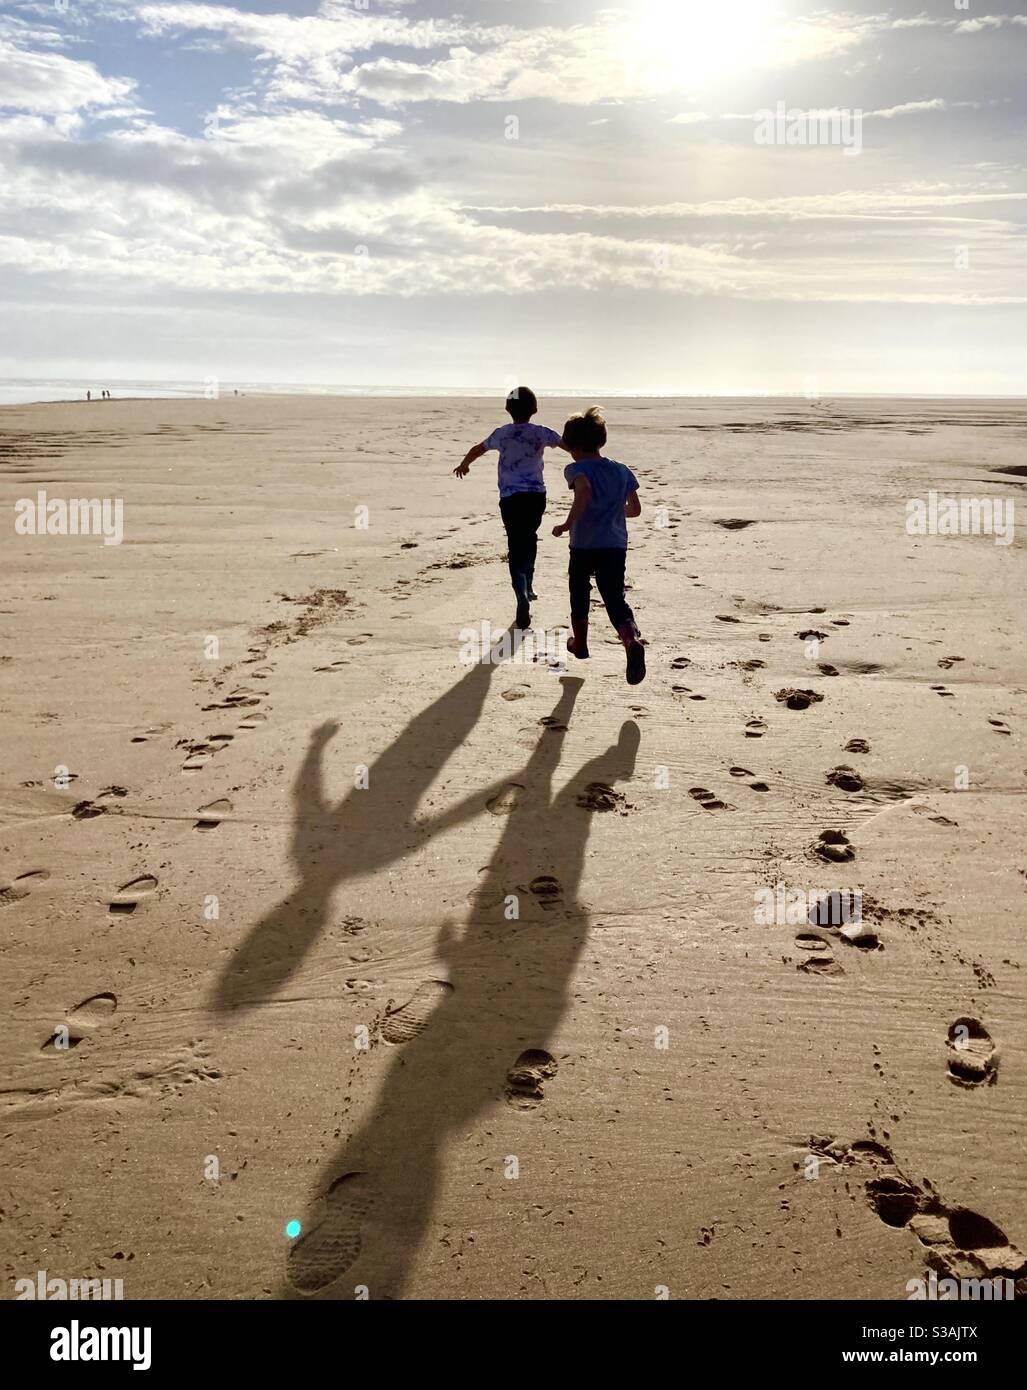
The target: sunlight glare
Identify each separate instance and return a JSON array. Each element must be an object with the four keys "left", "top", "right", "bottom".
[{"left": 626, "top": 0, "right": 778, "bottom": 89}]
